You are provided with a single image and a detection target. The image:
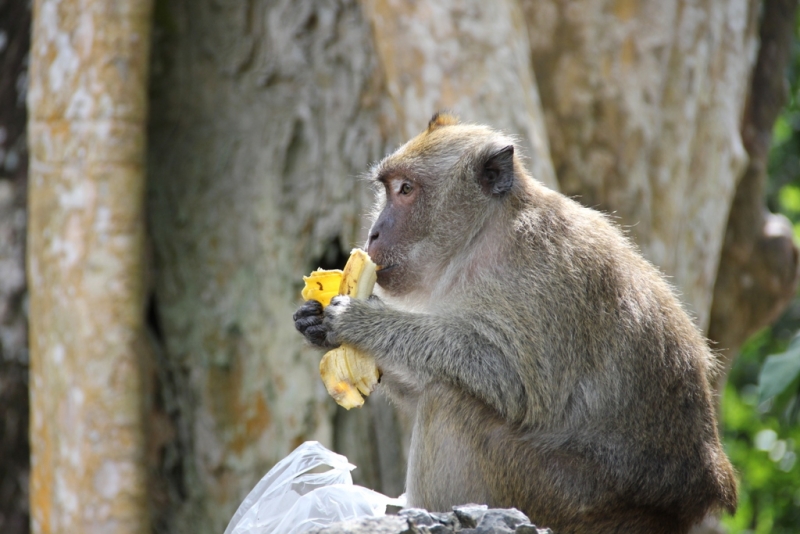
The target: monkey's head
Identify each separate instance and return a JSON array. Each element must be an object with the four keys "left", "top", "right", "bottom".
[{"left": 367, "top": 112, "right": 526, "bottom": 296}]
